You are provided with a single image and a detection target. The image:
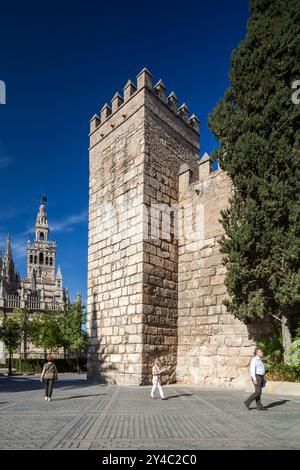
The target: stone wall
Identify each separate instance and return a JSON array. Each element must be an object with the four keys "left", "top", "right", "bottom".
[
  {"left": 141, "top": 89, "right": 199, "bottom": 383},
  {"left": 88, "top": 91, "right": 145, "bottom": 385},
  {"left": 88, "top": 67, "right": 265, "bottom": 388},
  {"left": 176, "top": 157, "right": 255, "bottom": 388},
  {"left": 88, "top": 68, "right": 200, "bottom": 385}
]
